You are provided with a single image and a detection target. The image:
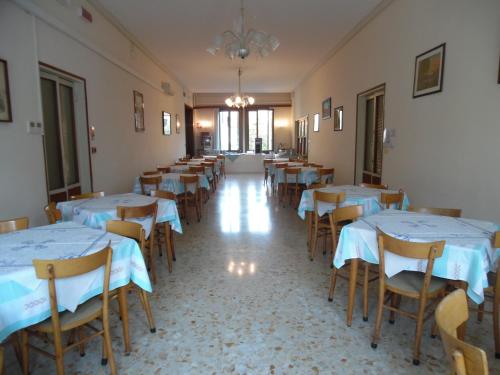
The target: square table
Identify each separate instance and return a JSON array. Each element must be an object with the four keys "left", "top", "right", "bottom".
[
  {"left": 334, "top": 209, "right": 499, "bottom": 325},
  {"left": 0, "top": 222, "right": 151, "bottom": 352},
  {"left": 133, "top": 173, "right": 210, "bottom": 196}
]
